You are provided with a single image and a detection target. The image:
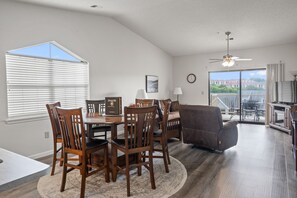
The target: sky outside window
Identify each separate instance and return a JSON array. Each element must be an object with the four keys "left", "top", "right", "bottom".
[
  {"left": 8, "top": 42, "right": 80, "bottom": 62},
  {"left": 210, "top": 70, "right": 266, "bottom": 80}
]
